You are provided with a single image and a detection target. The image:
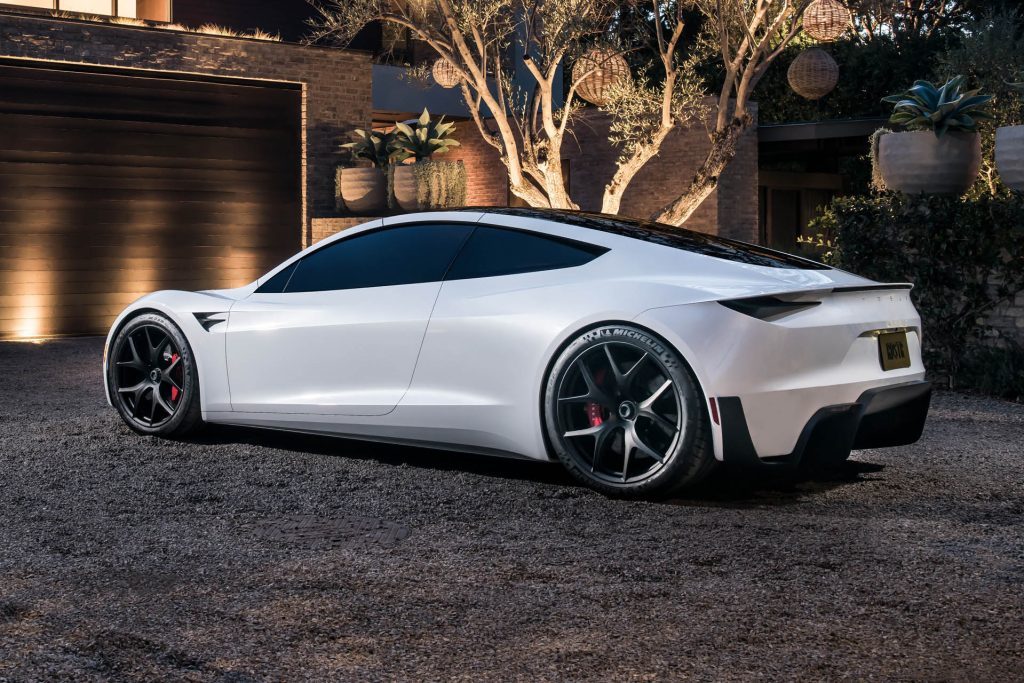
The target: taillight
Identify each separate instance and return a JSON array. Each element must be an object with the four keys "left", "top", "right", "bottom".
[{"left": 718, "top": 296, "right": 820, "bottom": 321}]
